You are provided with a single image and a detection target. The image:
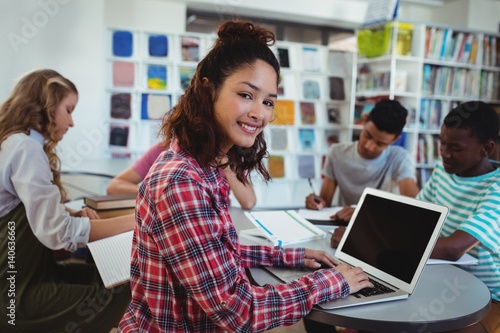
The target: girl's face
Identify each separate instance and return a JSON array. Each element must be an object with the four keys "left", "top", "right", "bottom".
[
  {"left": 53, "top": 92, "right": 77, "bottom": 141},
  {"left": 213, "top": 60, "right": 278, "bottom": 153}
]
